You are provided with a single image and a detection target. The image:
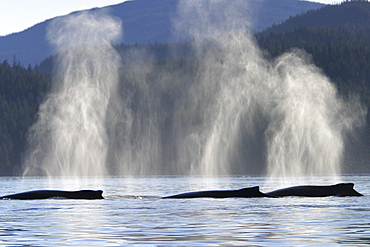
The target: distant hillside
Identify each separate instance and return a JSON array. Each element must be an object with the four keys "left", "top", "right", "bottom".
[
  {"left": 0, "top": 61, "right": 50, "bottom": 175},
  {"left": 0, "top": 0, "right": 323, "bottom": 66},
  {"left": 261, "top": 0, "right": 370, "bottom": 33},
  {"left": 257, "top": 0, "right": 370, "bottom": 85}
]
